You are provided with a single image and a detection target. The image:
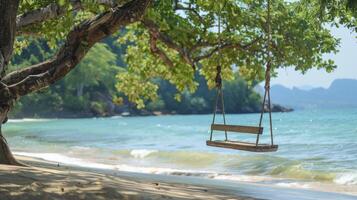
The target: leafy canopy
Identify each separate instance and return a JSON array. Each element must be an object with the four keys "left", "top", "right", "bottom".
[
  {"left": 116, "top": 0, "right": 339, "bottom": 107},
  {"left": 15, "top": 0, "right": 352, "bottom": 108}
]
